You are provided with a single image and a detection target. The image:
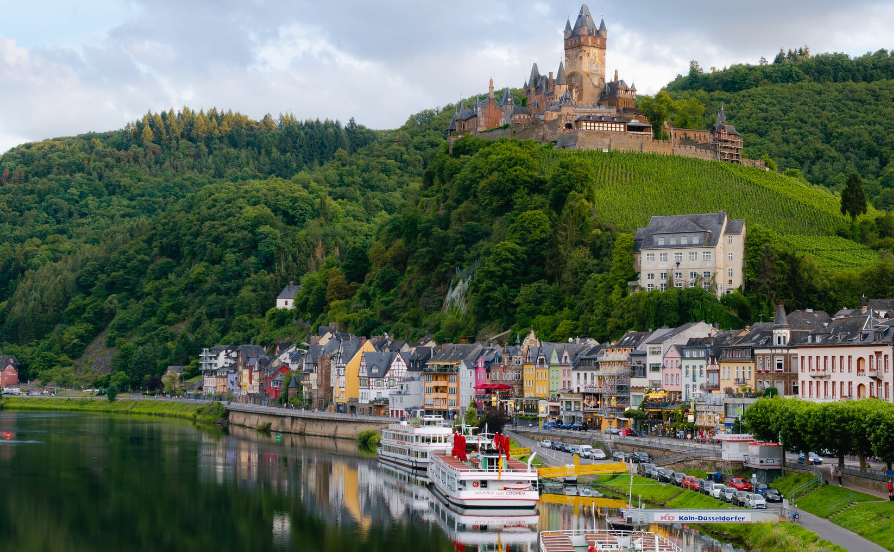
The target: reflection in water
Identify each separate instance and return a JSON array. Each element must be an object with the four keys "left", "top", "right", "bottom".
[{"left": 0, "top": 413, "right": 743, "bottom": 552}]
